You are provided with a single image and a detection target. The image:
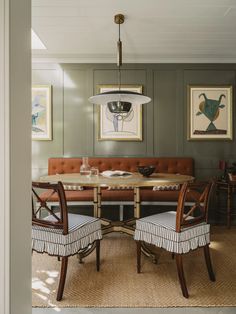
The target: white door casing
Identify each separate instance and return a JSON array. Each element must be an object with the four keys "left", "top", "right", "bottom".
[{"left": 0, "top": 0, "right": 31, "bottom": 313}]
